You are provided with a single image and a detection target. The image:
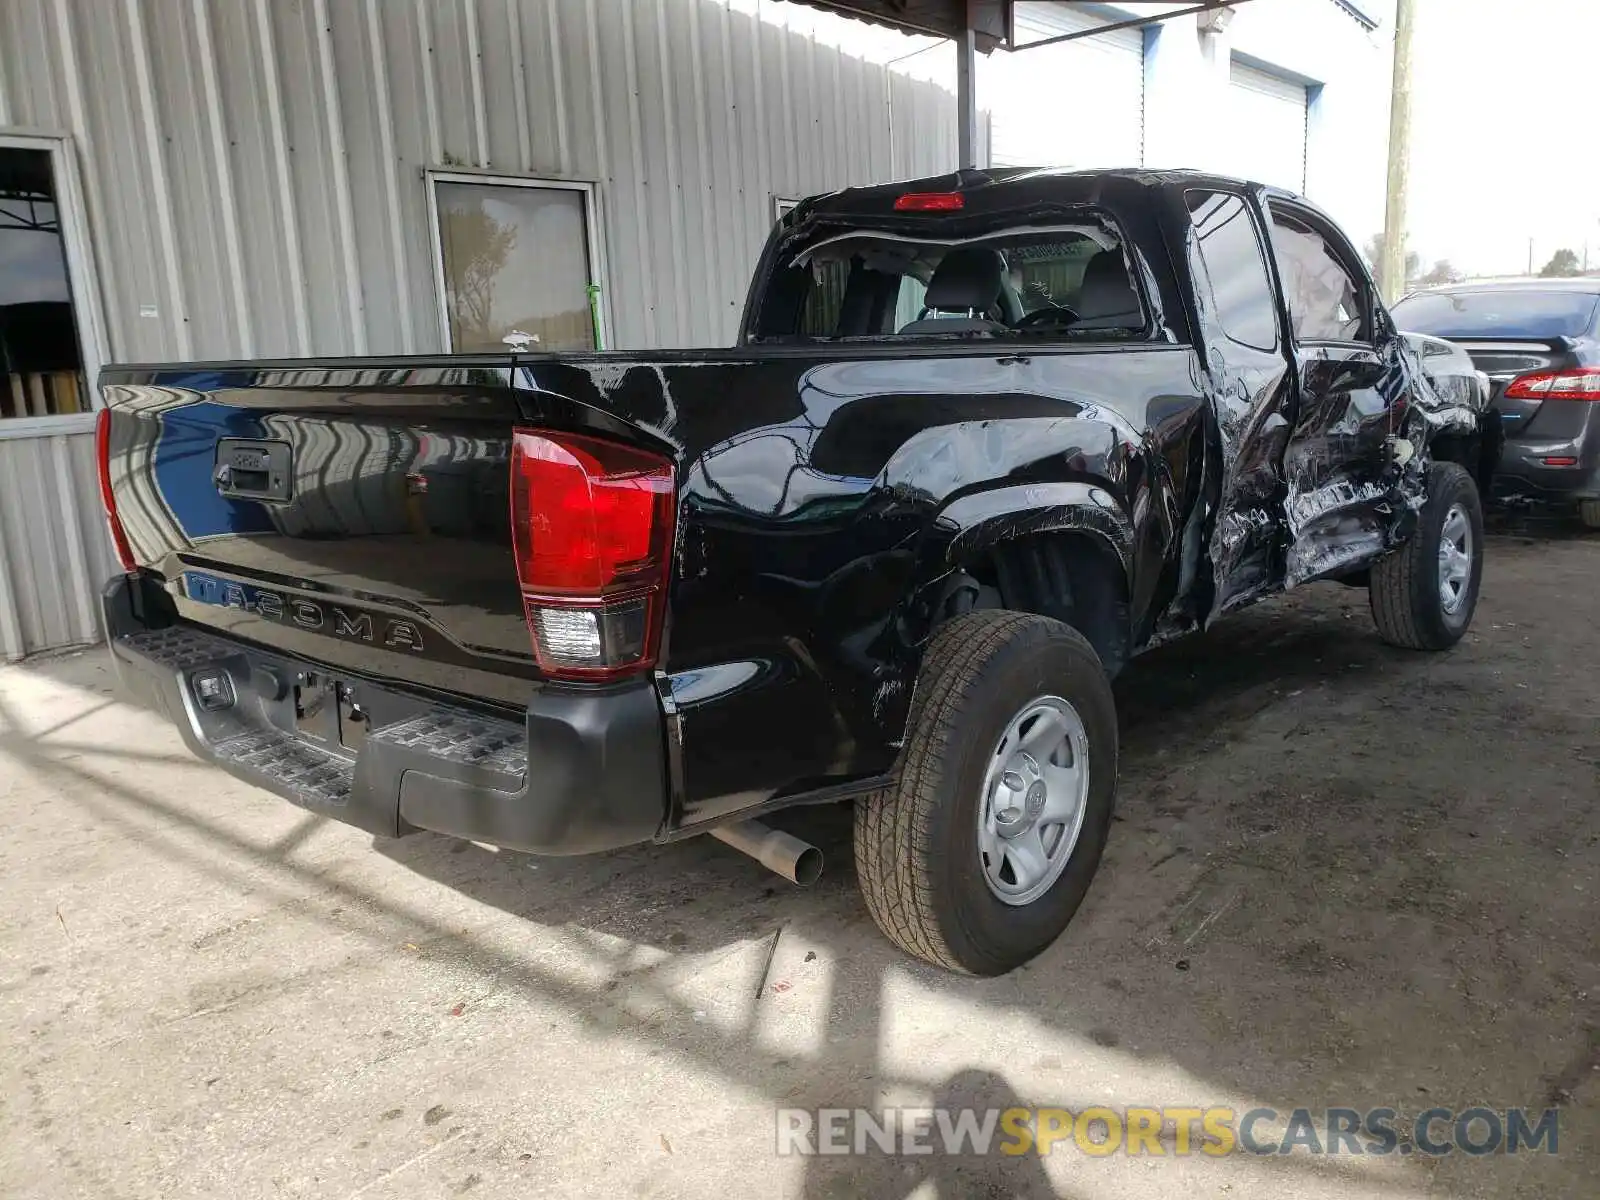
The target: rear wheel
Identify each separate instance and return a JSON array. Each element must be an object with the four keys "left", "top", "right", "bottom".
[
  {"left": 1579, "top": 500, "right": 1600, "bottom": 530},
  {"left": 1370, "top": 462, "right": 1484, "bottom": 650},
  {"left": 853, "top": 611, "right": 1118, "bottom": 975}
]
